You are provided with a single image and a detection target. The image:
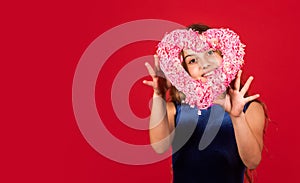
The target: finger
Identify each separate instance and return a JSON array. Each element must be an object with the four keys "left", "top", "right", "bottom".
[
  {"left": 154, "top": 55, "right": 166, "bottom": 78},
  {"left": 228, "top": 87, "right": 234, "bottom": 95},
  {"left": 154, "top": 55, "right": 159, "bottom": 71},
  {"left": 145, "top": 62, "right": 156, "bottom": 78},
  {"left": 142, "top": 80, "right": 154, "bottom": 87},
  {"left": 234, "top": 70, "right": 242, "bottom": 91},
  {"left": 240, "top": 76, "right": 254, "bottom": 95},
  {"left": 245, "top": 94, "right": 260, "bottom": 103}
]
